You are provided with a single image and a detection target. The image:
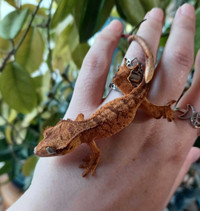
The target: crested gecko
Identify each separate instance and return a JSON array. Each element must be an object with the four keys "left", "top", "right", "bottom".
[{"left": 34, "top": 35, "right": 175, "bottom": 177}]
